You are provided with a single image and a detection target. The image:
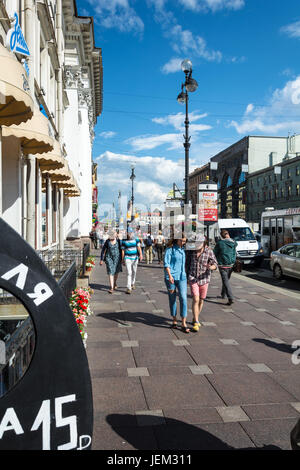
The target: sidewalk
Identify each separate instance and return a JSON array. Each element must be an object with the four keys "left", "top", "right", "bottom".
[{"left": 86, "top": 250, "right": 300, "bottom": 450}]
